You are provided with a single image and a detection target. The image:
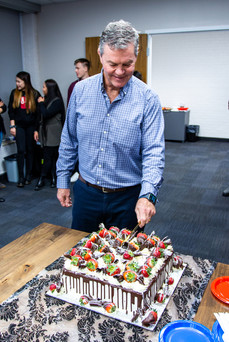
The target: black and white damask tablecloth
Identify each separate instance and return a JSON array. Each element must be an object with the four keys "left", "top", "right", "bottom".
[{"left": 0, "top": 254, "right": 216, "bottom": 342}]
